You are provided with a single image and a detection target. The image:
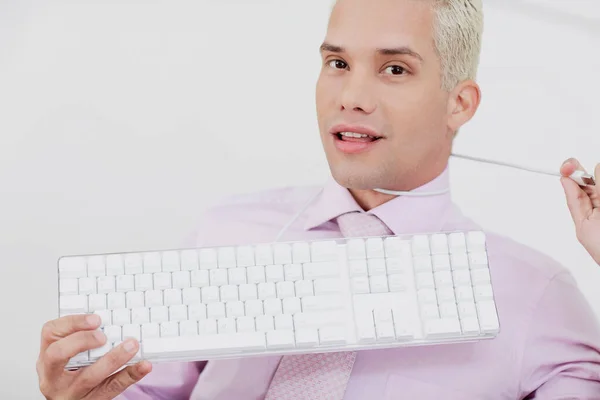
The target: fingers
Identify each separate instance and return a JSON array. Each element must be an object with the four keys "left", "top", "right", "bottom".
[
  {"left": 90, "top": 361, "right": 152, "bottom": 399},
  {"left": 560, "top": 158, "right": 580, "bottom": 177},
  {"left": 41, "top": 314, "right": 101, "bottom": 353},
  {"left": 592, "top": 163, "right": 600, "bottom": 209},
  {"left": 561, "top": 175, "right": 593, "bottom": 226},
  {"left": 73, "top": 338, "right": 143, "bottom": 395},
  {"left": 44, "top": 330, "right": 106, "bottom": 374}
]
